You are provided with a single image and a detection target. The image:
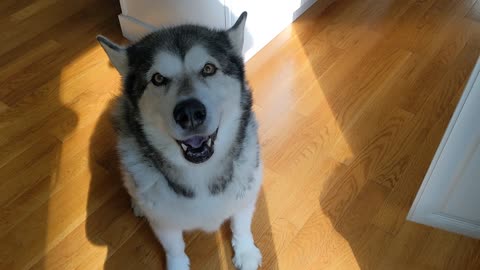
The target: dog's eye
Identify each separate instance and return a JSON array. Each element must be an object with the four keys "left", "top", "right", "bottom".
[
  {"left": 202, "top": 63, "right": 217, "bottom": 76},
  {"left": 152, "top": 73, "right": 168, "bottom": 86}
]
